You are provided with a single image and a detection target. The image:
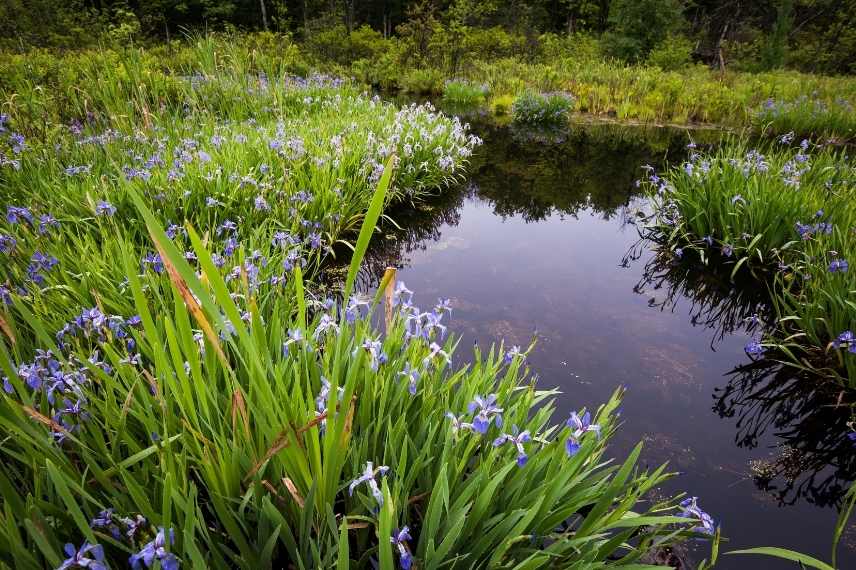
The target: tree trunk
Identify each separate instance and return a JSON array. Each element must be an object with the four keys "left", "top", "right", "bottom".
[{"left": 259, "top": 0, "right": 269, "bottom": 30}]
